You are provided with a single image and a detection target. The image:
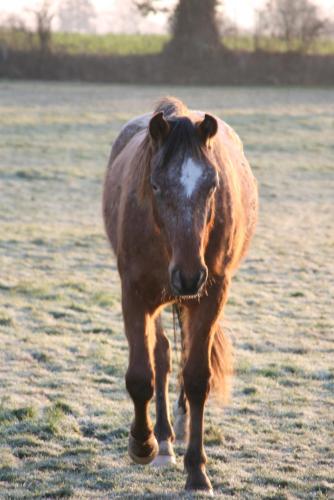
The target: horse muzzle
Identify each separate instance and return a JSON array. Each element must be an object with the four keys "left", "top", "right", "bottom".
[{"left": 170, "top": 266, "right": 208, "bottom": 297}]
